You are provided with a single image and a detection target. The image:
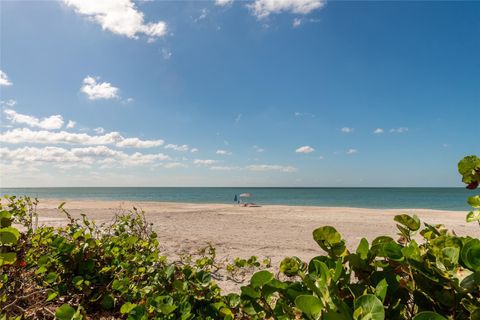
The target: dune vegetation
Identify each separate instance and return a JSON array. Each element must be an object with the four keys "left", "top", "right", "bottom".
[{"left": 1, "top": 156, "right": 479, "bottom": 319}]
